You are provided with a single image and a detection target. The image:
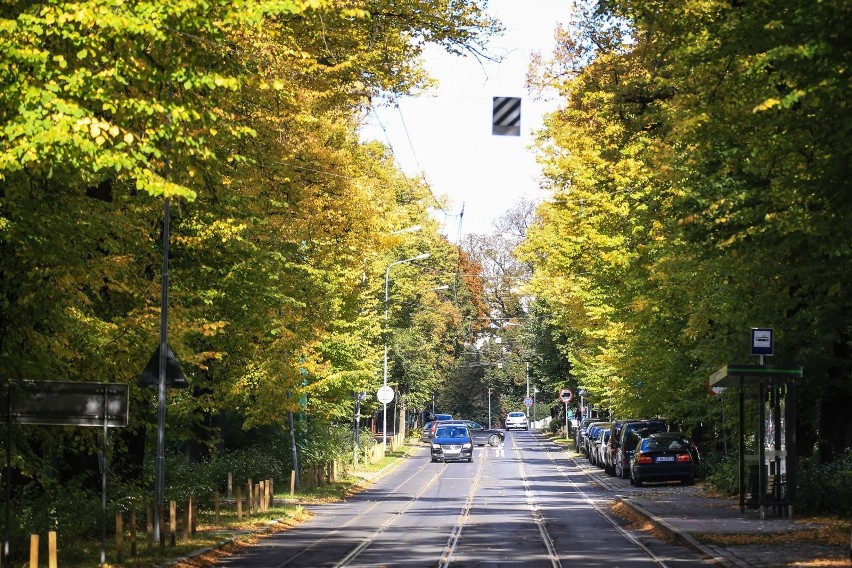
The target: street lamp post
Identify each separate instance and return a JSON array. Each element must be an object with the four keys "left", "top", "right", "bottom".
[
  {"left": 383, "top": 252, "right": 430, "bottom": 452},
  {"left": 533, "top": 386, "right": 538, "bottom": 430}
]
